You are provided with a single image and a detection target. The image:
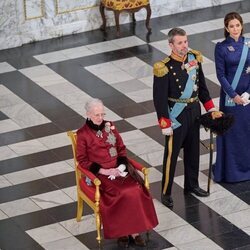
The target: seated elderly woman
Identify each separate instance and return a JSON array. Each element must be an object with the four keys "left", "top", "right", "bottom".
[{"left": 76, "top": 98, "right": 158, "bottom": 247}]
